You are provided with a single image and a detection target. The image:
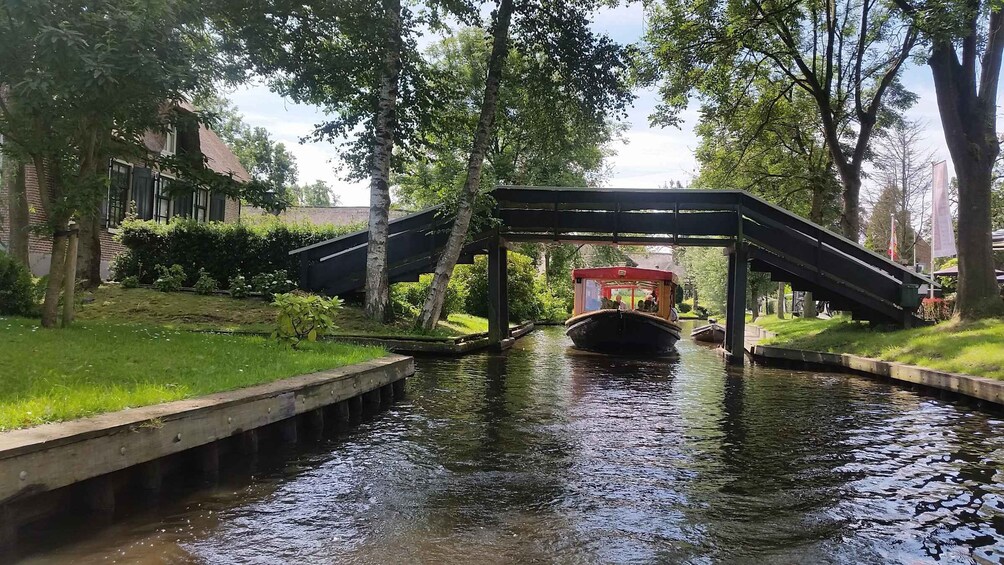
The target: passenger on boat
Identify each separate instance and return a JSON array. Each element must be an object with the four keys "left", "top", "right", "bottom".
[
  {"left": 670, "top": 306, "right": 679, "bottom": 322},
  {"left": 614, "top": 295, "right": 627, "bottom": 311}
]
